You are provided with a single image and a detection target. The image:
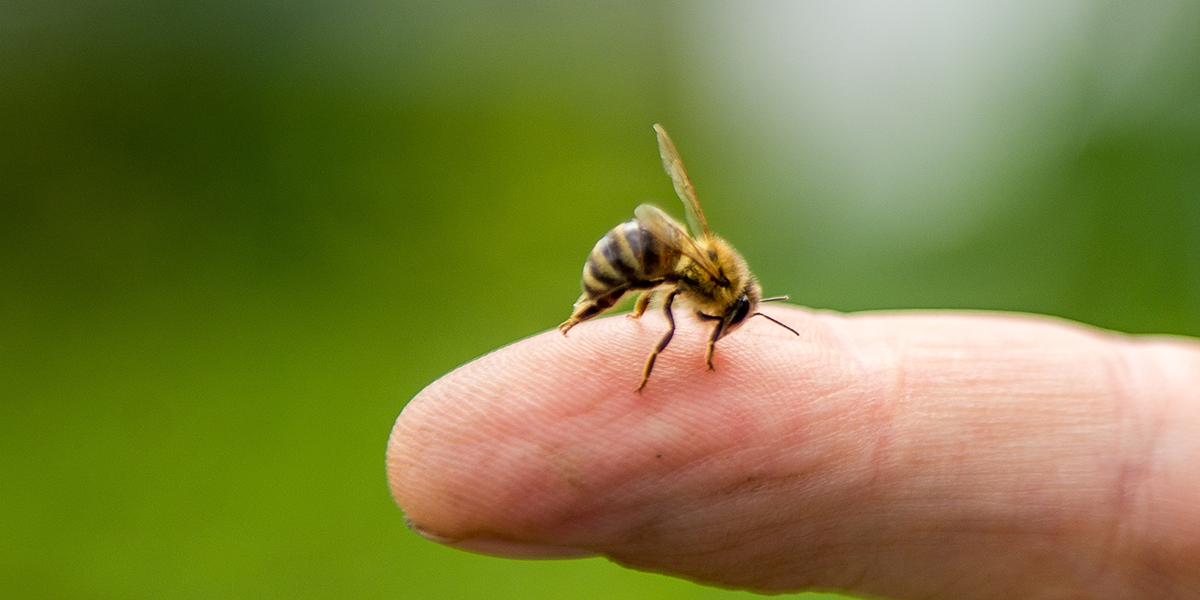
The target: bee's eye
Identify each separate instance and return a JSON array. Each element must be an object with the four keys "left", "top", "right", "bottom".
[{"left": 729, "top": 294, "right": 751, "bottom": 326}]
